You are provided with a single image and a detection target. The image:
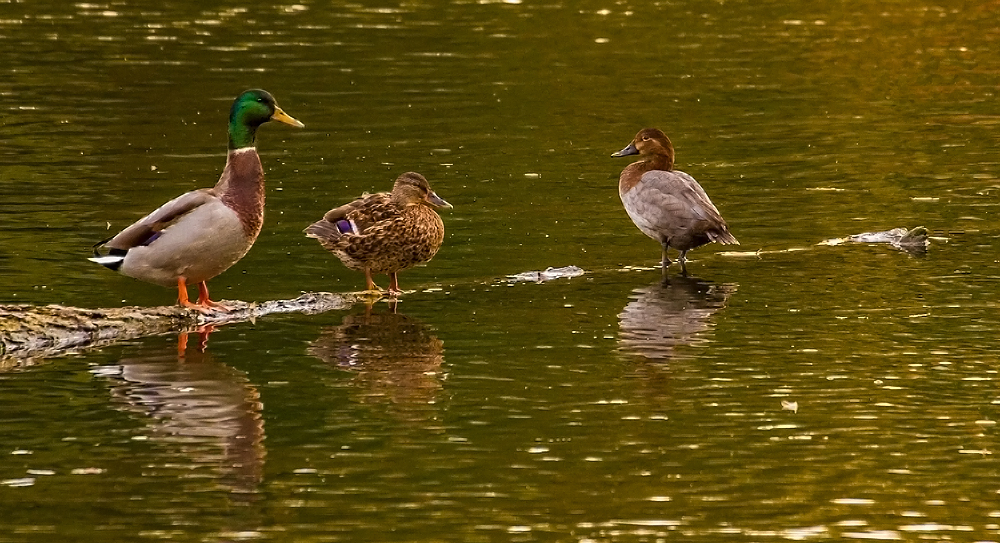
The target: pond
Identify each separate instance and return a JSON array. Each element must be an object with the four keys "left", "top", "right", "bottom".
[{"left": 3, "top": 1, "right": 1000, "bottom": 541}]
